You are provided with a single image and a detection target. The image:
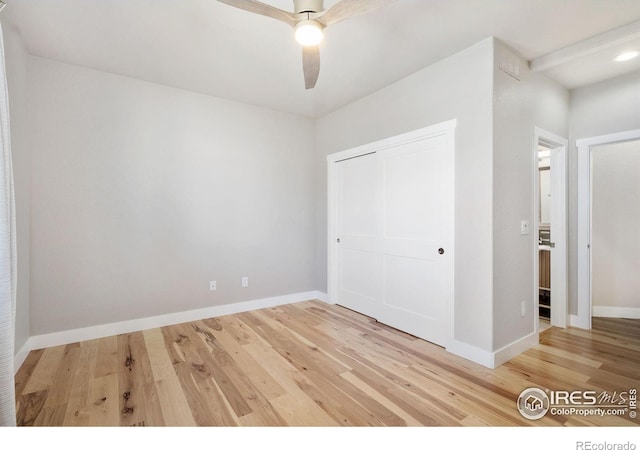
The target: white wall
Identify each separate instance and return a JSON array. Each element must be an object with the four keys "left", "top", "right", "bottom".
[
  {"left": 315, "top": 38, "right": 495, "bottom": 352},
  {"left": 2, "top": 23, "right": 30, "bottom": 354},
  {"left": 592, "top": 139, "right": 640, "bottom": 310},
  {"left": 28, "top": 57, "right": 316, "bottom": 335},
  {"left": 492, "top": 41, "right": 569, "bottom": 349},
  {"left": 569, "top": 71, "right": 640, "bottom": 318}
]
